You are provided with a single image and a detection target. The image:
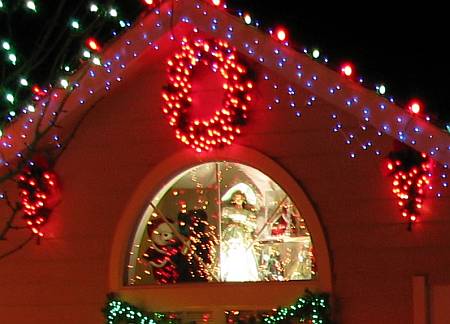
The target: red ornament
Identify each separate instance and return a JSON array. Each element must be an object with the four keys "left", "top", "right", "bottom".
[
  {"left": 17, "top": 158, "right": 59, "bottom": 237},
  {"left": 162, "top": 38, "right": 254, "bottom": 153},
  {"left": 385, "top": 147, "right": 432, "bottom": 229}
]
